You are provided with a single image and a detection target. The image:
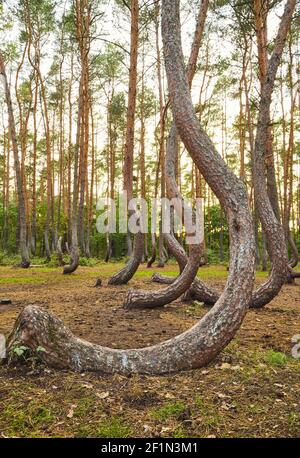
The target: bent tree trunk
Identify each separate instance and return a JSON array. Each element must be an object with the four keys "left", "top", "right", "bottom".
[
  {"left": 147, "top": 233, "right": 157, "bottom": 268},
  {"left": 157, "top": 125, "right": 220, "bottom": 305},
  {"left": 176, "top": 0, "right": 296, "bottom": 309},
  {"left": 151, "top": 232, "right": 187, "bottom": 283},
  {"left": 0, "top": 52, "right": 30, "bottom": 268},
  {"left": 108, "top": 0, "right": 140, "bottom": 285},
  {"left": 108, "top": 232, "right": 144, "bottom": 285},
  {"left": 63, "top": 221, "right": 79, "bottom": 275},
  {"left": 151, "top": 233, "right": 220, "bottom": 306},
  {"left": 149, "top": 0, "right": 219, "bottom": 305},
  {"left": 250, "top": 0, "right": 295, "bottom": 307},
  {"left": 7, "top": 0, "right": 255, "bottom": 375},
  {"left": 288, "top": 234, "right": 298, "bottom": 269},
  {"left": 124, "top": 243, "right": 201, "bottom": 309}
]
